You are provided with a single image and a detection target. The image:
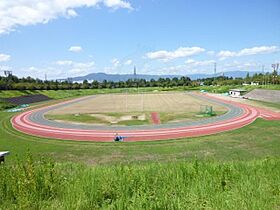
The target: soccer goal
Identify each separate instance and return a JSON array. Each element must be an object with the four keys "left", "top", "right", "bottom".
[{"left": 200, "top": 105, "right": 214, "bottom": 116}]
